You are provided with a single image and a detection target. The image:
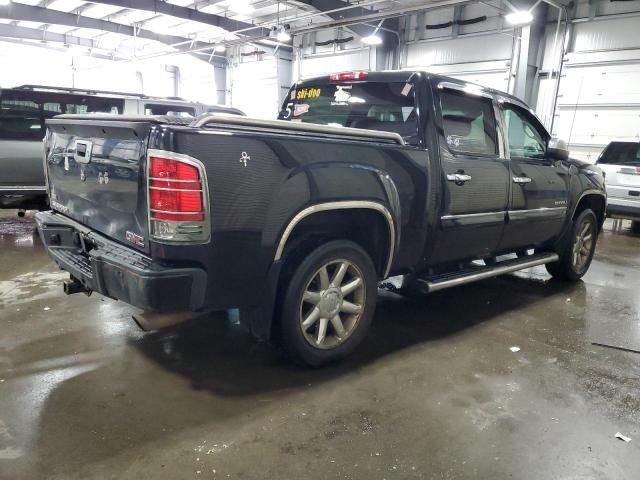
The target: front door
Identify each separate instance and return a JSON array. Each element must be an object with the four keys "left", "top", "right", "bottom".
[
  {"left": 429, "top": 84, "right": 509, "bottom": 263},
  {"left": 498, "top": 101, "right": 570, "bottom": 251}
]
